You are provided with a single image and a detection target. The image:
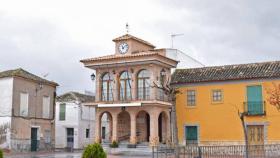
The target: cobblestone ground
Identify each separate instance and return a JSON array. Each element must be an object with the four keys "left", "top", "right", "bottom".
[{"left": 5, "top": 152, "right": 150, "bottom": 158}]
